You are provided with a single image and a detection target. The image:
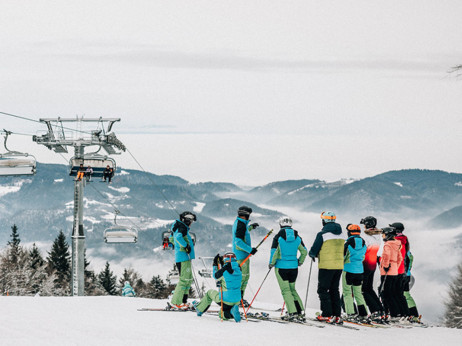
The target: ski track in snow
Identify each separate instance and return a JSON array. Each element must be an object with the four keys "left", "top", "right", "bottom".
[{"left": 0, "top": 297, "right": 460, "bottom": 346}]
